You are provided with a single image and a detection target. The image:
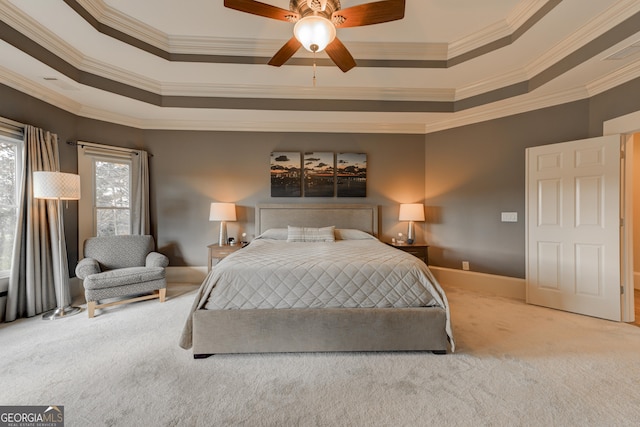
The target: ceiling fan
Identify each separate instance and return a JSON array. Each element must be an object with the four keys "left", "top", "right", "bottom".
[{"left": 223, "top": 0, "right": 406, "bottom": 72}]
